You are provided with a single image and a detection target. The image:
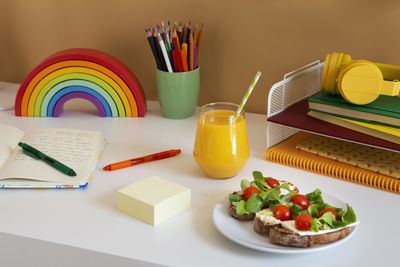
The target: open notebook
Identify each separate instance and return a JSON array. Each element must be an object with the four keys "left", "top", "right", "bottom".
[{"left": 0, "top": 124, "right": 105, "bottom": 188}]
